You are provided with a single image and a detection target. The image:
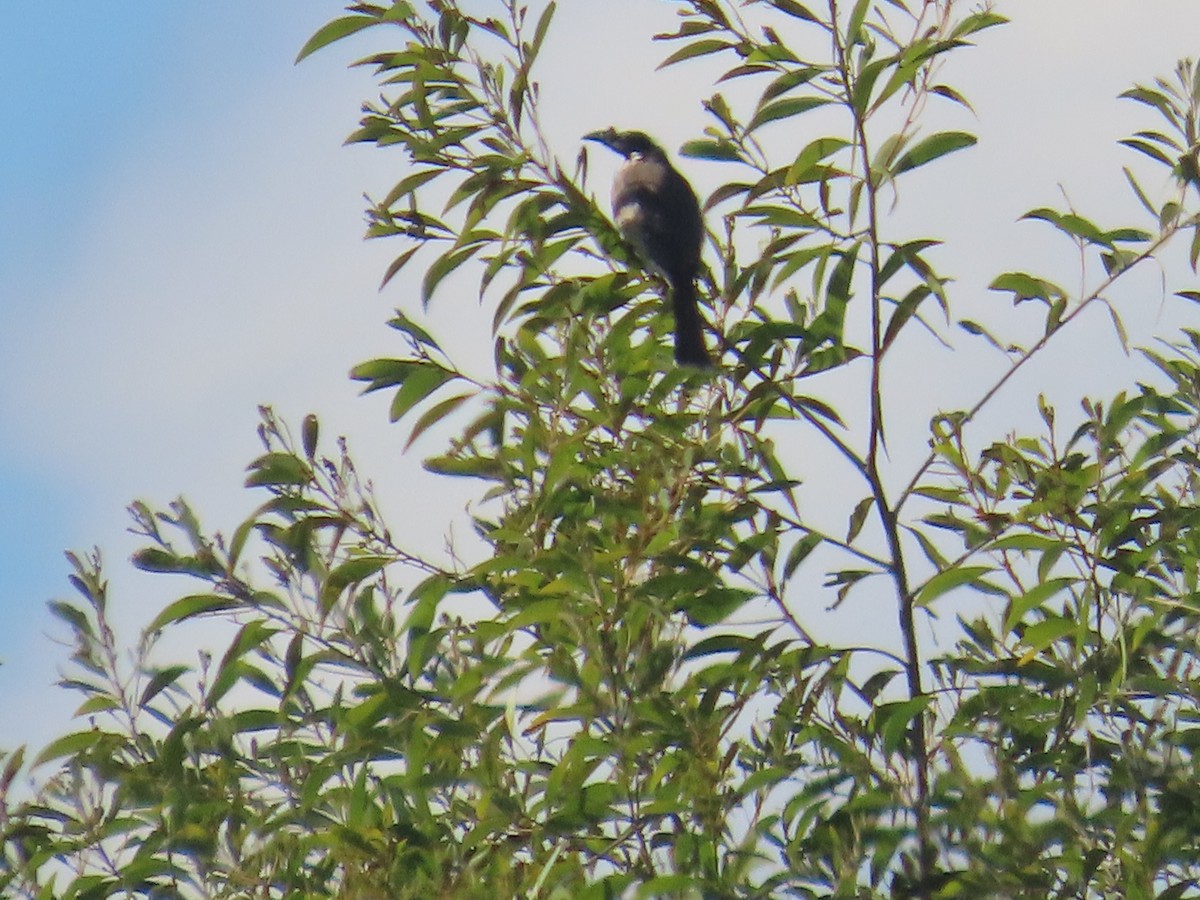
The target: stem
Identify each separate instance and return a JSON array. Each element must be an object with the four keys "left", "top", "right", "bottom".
[
  {"left": 893, "top": 222, "right": 1188, "bottom": 516},
  {"left": 832, "top": 0, "right": 934, "bottom": 889},
  {"left": 859, "top": 122, "right": 935, "bottom": 900}
]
